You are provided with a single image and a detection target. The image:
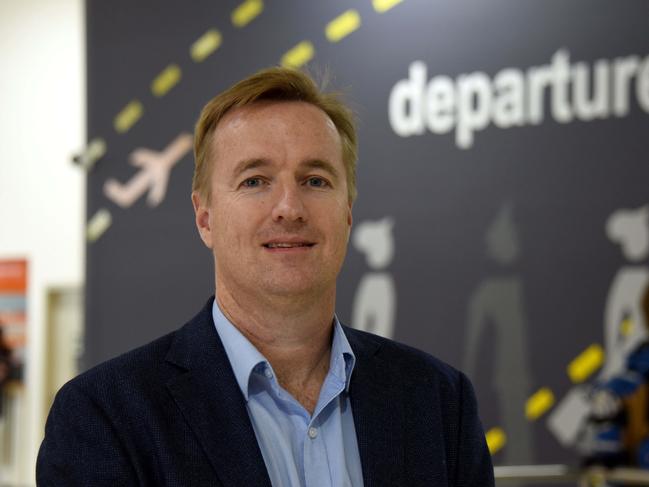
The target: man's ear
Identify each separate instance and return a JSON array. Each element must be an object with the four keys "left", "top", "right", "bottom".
[{"left": 192, "top": 191, "right": 213, "bottom": 248}]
